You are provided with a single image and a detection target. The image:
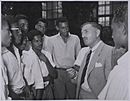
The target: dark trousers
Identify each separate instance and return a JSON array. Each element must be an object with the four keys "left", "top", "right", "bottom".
[
  {"left": 79, "top": 88, "right": 97, "bottom": 99},
  {"left": 9, "top": 85, "right": 36, "bottom": 100},
  {"left": 42, "top": 83, "right": 54, "bottom": 100},
  {"left": 54, "top": 69, "right": 76, "bottom": 99}
]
